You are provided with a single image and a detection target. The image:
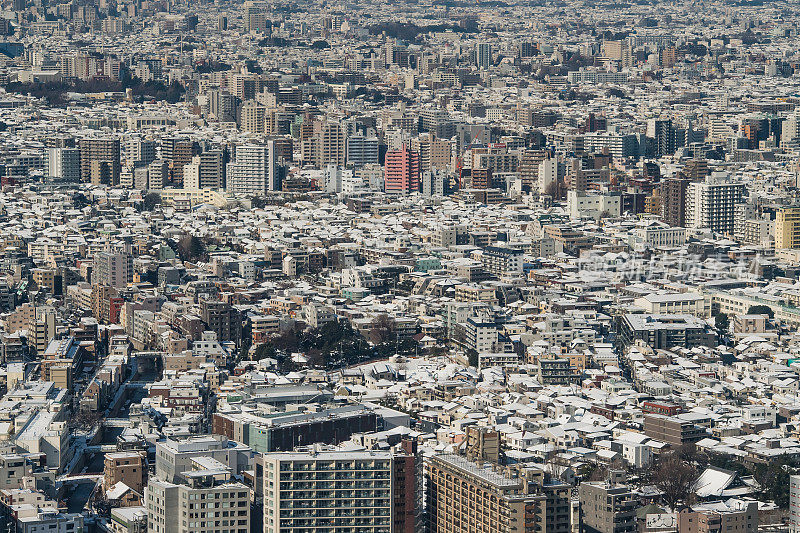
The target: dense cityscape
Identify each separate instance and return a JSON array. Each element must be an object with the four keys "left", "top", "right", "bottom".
[{"left": 1, "top": 0, "right": 800, "bottom": 533}]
